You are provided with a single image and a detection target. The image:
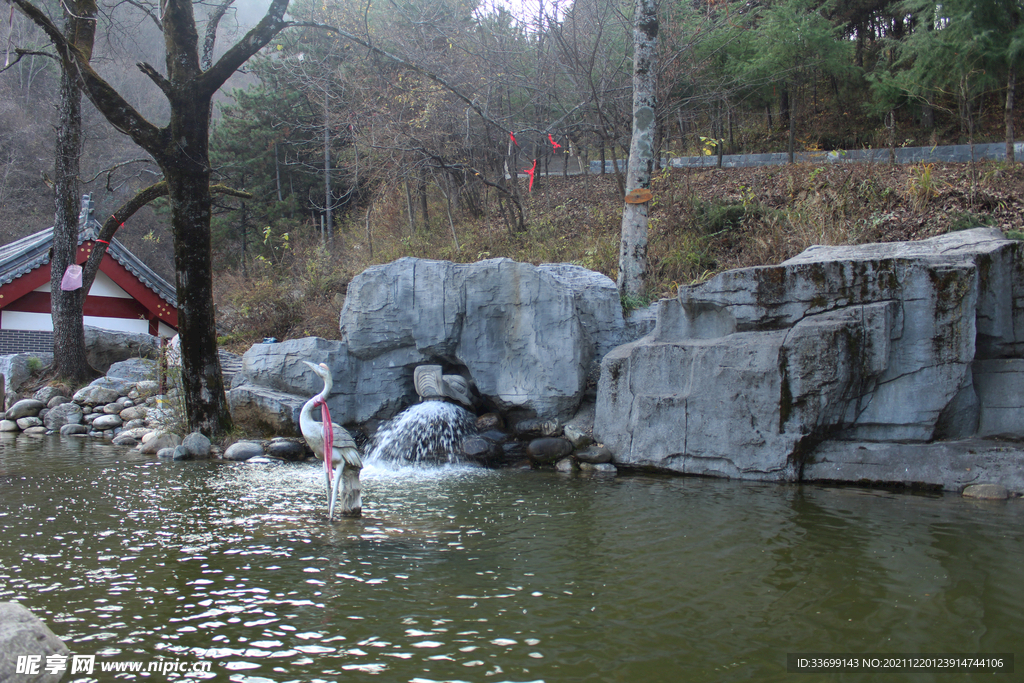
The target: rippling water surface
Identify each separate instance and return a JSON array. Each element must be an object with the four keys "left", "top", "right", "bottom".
[{"left": 1, "top": 433, "right": 1023, "bottom": 682}]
